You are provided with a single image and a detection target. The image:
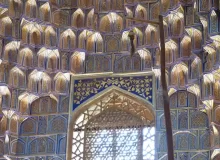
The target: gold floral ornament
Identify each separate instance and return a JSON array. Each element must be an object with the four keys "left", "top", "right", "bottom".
[{"left": 73, "top": 75, "right": 153, "bottom": 110}]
